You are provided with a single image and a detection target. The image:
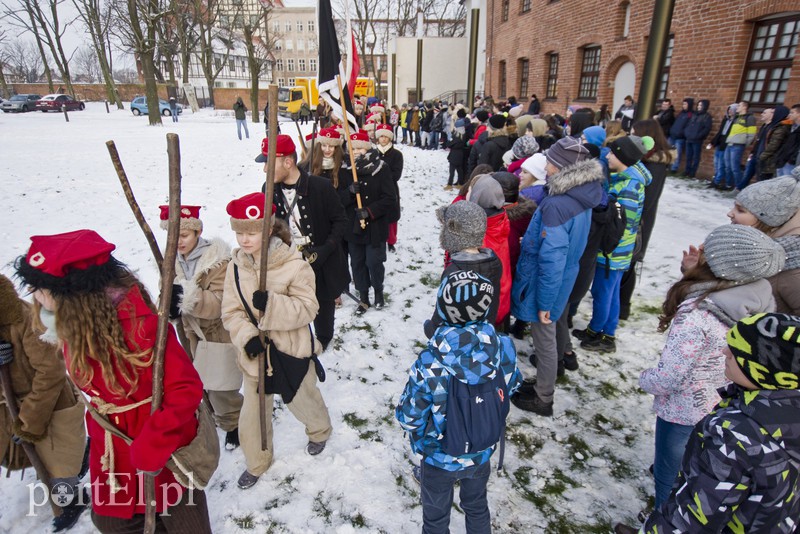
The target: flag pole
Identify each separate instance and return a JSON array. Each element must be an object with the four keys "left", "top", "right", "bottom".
[{"left": 337, "top": 74, "right": 366, "bottom": 230}]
